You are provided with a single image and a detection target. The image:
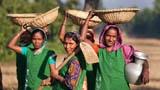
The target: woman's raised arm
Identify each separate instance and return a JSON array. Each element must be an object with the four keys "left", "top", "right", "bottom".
[
  {"left": 59, "top": 10, "right": 68, "bottom": 43},
  {"left": 79, "top": 10, "right": 95, "bottom": 47},
  {"left": 8, "top": 26, "right": 26, "bottom": 54}
]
